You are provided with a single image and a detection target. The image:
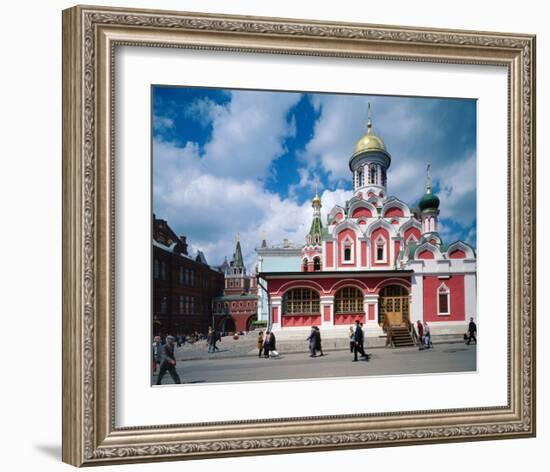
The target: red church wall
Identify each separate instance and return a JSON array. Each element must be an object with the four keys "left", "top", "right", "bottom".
[
  {"left": 337, "top": 228, "right": 357, "bottom": 268},
  {"left": 323, "top": 305, "right": 331, "bottom": 322},
  {"left": 361, "top": 241, "right": 367, "bottom": 266},
  {"left": 334, "top": 313, "right": 365, "bottom": 325},
  {"left": 352, "top": 207, "right": 372, "bottom": 218},
  {"left": 418, "top": 250, "right": 435, "bottom": 259},
  {"left": 371, "top": 228, "right": 390, "bottom": 267},
  {"left": 282, "top": 315, "right": 322, "bottom": 327},
  {"left": 272, "top": 306, "right": 279, "bottom": 324},
  {"left": 385, "top": 207, "right": 404, "bottom": 217},
  {"left": 423, "top": 275, "right": 465, "bottom": 322},
  {"left": 325, "top": 241, "right": 334, "bottom": 268},
  {"left": 368, "top": 304, "right": 375, "bottom": 321},
  {"left": 450, "top": 249, "right": 466, "bottom": 259},
  {"left": 404, "top": 227, "right": 421, "bottom": 243}
]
